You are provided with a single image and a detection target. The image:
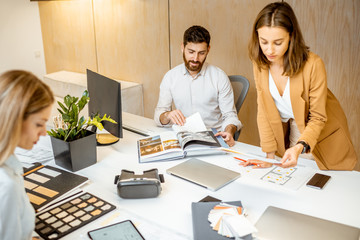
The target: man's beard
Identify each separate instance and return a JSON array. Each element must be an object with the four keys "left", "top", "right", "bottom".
[{"left": 183, "top": 52, "right": 206, "bottom": 73}]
